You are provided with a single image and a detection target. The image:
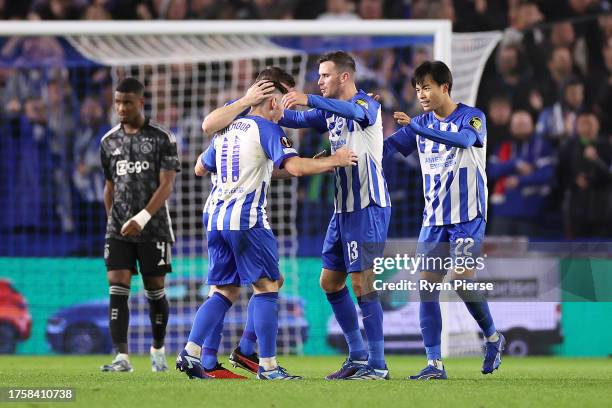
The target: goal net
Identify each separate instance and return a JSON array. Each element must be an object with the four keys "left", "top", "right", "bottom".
[{"left": 0, "top": 21, "right": 501, "bottom": 357}]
